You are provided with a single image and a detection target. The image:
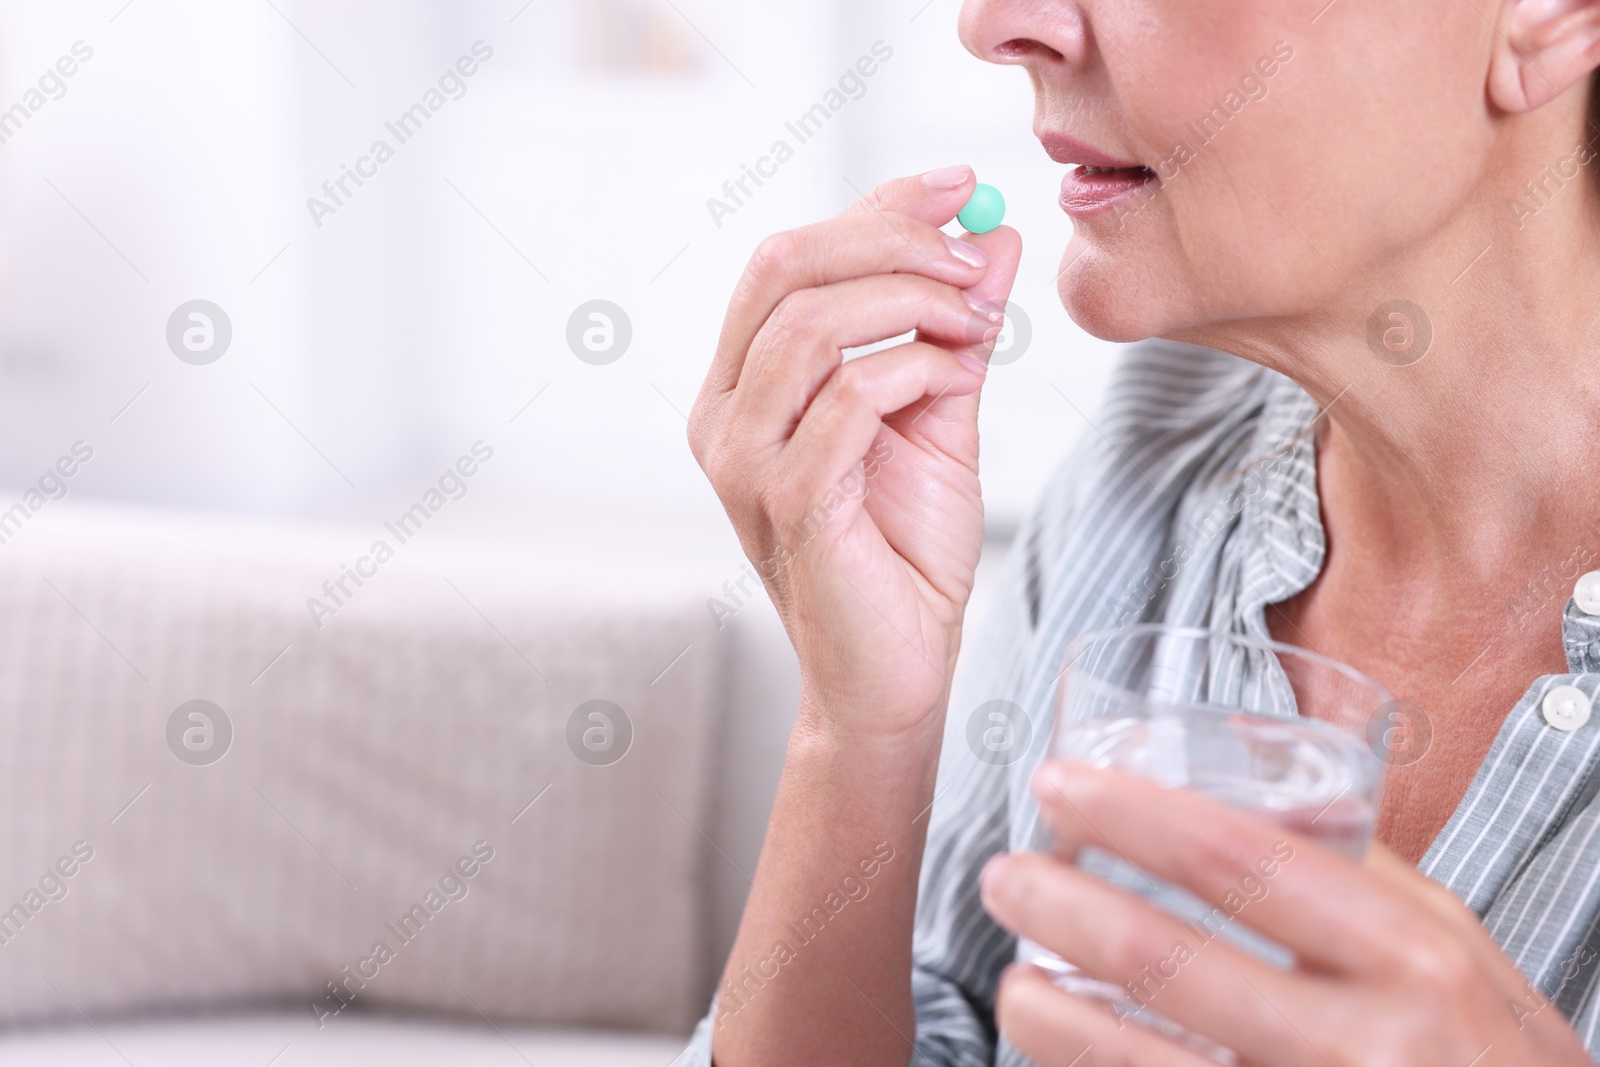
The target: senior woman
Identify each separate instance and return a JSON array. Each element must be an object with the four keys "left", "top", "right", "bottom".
[{"left": 682, "top": 0, "right": 1600, "bottom": 1064}]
